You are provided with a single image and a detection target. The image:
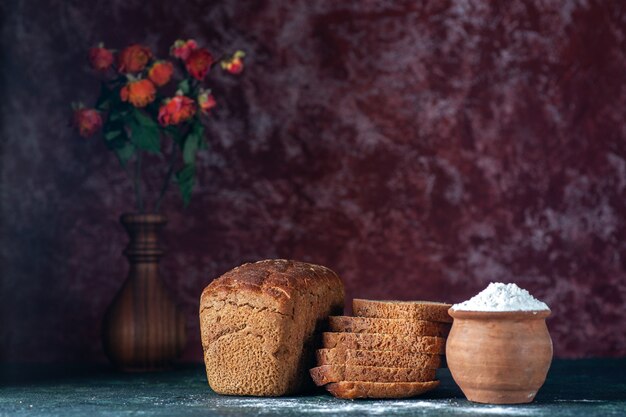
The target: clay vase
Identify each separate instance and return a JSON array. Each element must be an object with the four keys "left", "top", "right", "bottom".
[
  {"left": 446, "top": 309, "right": 552, "bottom": 404},
  {"left": 102, "top": 213, "right": 186, "bottom": 371}
]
